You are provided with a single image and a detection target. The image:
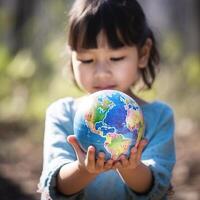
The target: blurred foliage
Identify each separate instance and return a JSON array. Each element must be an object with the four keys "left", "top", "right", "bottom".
[
  {"left": 0, "top": 0, "right": 80, "bottom": 122},
  {"left": 0, "top": 0, "right": 199, "bottom": 126},
  {"left": 0, "top": 41, "right": 81, "bottom": 121},
  {"left": 152, "top": 54, "right": 200, "bottom": 123},
  {"left": 183, "top": 54, "right": 200, "bottom": 88},
  {"left": 161, "top": 32, "right": 183, "bottom": 64}
]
